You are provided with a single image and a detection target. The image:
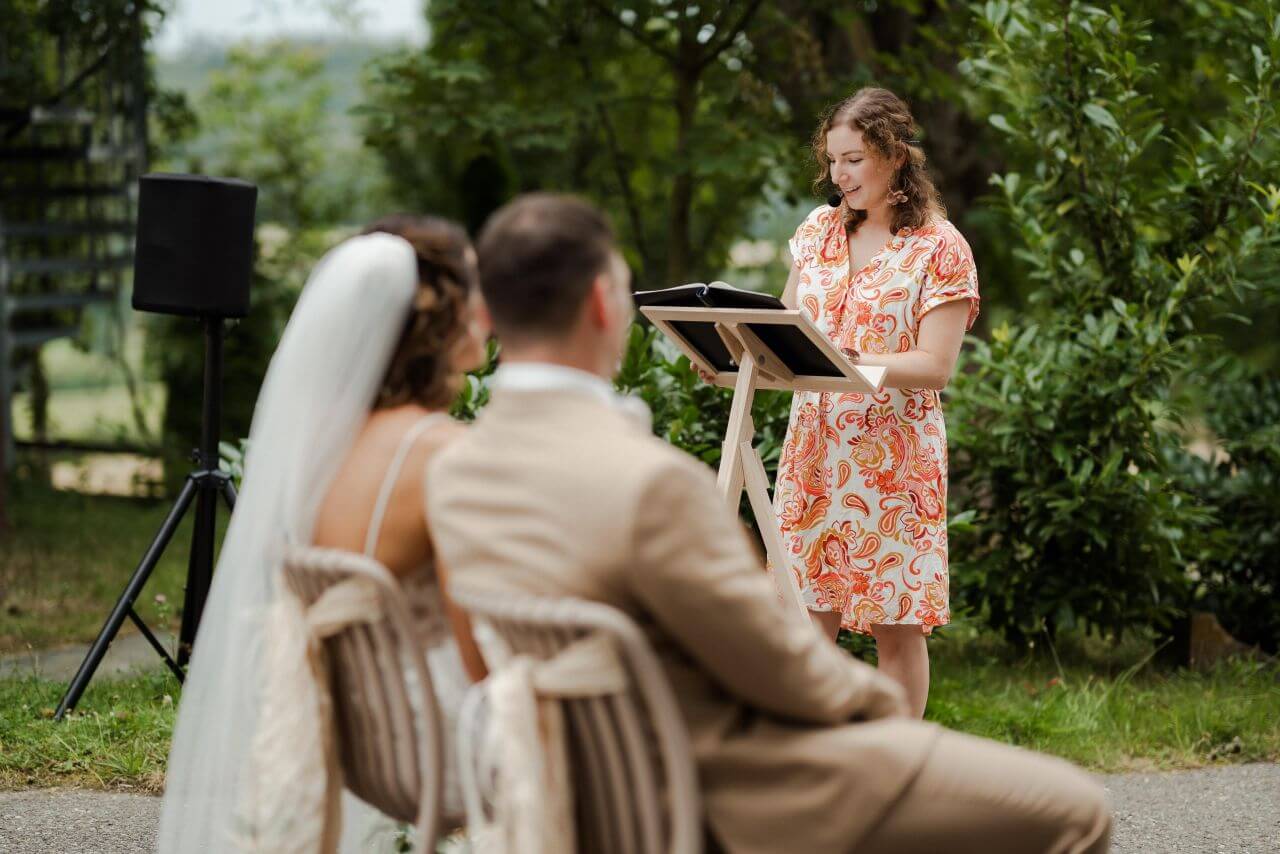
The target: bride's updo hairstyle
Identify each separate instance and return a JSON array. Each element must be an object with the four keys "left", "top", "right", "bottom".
[{"left": 361, "top": 214, "right": 478, "bottom": 409}]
